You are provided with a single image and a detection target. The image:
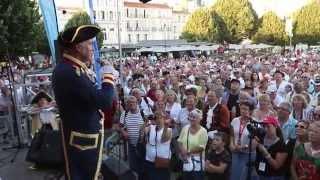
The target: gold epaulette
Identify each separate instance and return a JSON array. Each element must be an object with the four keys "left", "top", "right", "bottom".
[
  {"left": 102, "top": 74, "right": 114, "bottom": 85},
  {"left": 72, "top": 65, "right": 81, "bottom": 76}
]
